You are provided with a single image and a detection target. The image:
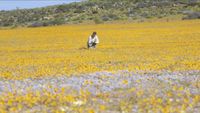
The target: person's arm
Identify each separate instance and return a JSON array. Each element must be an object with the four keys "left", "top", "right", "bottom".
[
  {"left": 95, "top": 36, "right": 99, "bottom": 43},
  {"left": 88, "top": 36, "right": 92, "bottom": 44}
]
